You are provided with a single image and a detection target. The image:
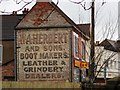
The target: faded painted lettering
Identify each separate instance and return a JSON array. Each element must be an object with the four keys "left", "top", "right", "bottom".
[{"left": 17, "top": 29, "right": 70, "bottom": 81}]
